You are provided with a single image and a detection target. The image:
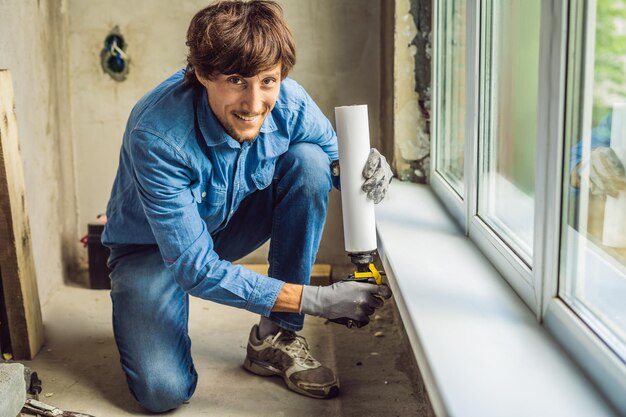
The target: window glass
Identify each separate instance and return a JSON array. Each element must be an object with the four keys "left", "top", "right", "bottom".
[
  {"left": 478, "top": 0, "right": 541, "bottom": 264},
  {"left": 560, "top": 0, "right": 626, "bottom": 361},
  {"left": 435, "top": 0, "right": 466, "bottom": 196}
]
